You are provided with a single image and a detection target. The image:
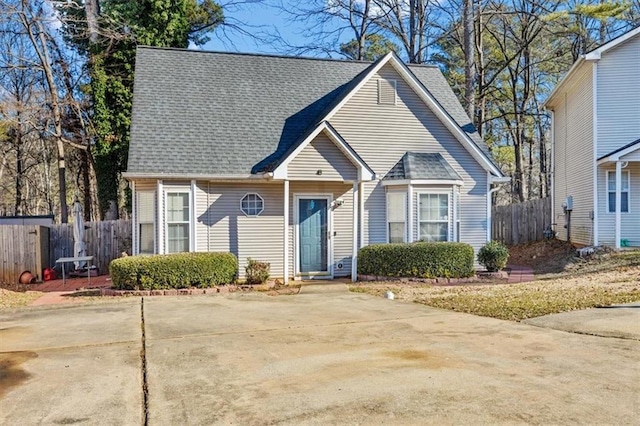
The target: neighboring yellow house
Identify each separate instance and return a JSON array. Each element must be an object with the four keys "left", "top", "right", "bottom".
[
  {"left": 545, "top": 27, "right": 640, "bottom": 249},
  {"left": 126, "top": 47, "right": 507, "bottom": 281}
]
